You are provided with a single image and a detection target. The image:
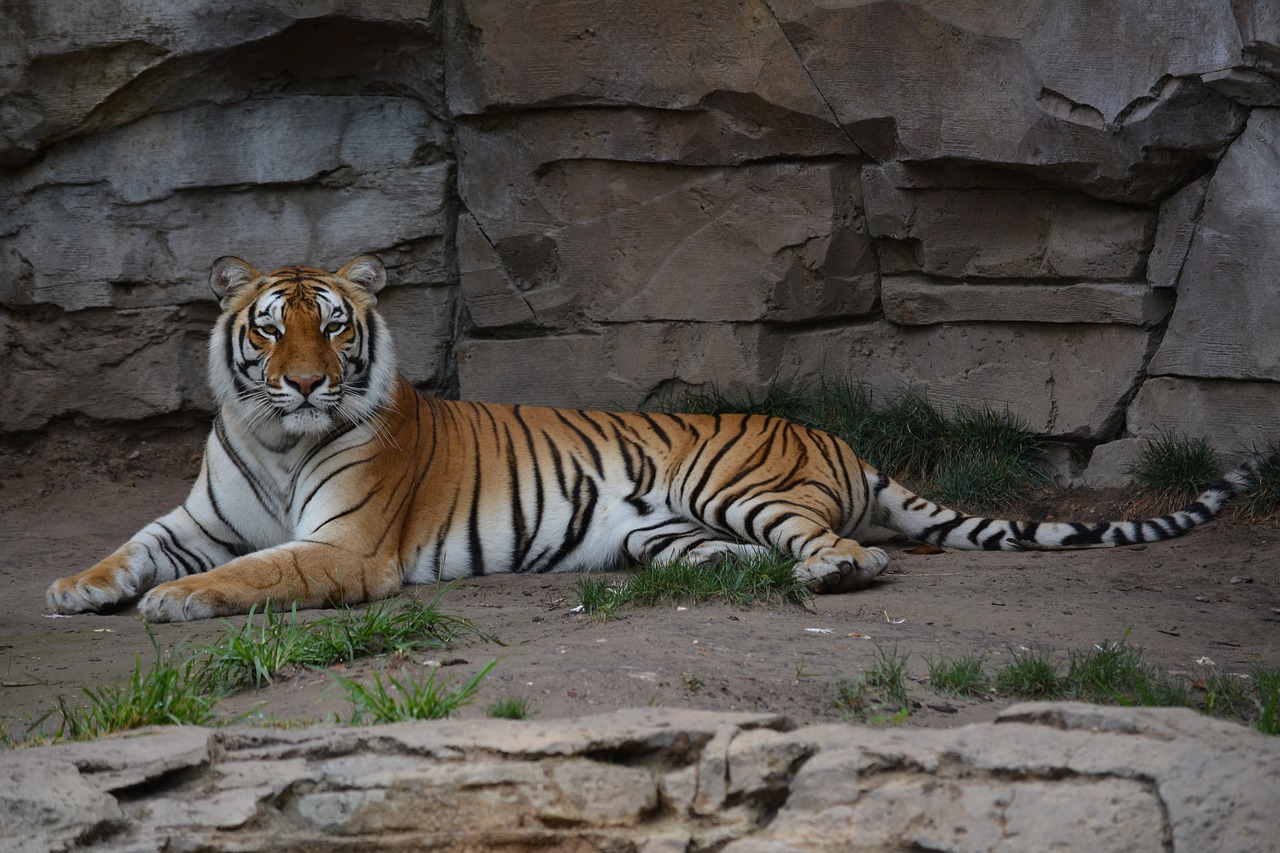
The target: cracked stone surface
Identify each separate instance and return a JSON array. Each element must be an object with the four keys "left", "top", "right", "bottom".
[{"left": 3, "top": 704, "right": 1277, "bottom": 852}]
